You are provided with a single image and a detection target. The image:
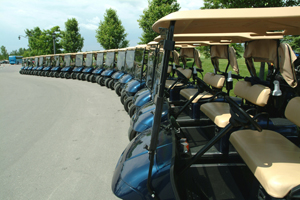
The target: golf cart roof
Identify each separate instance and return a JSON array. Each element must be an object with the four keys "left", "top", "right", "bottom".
[
  {"left": 152, "top": 7, "right": 300, "bottom": 35},
  {"left": 154, "top": 33, "right": 283, "bottom": 43},
  {"left": 94, "top": 50, "right": 107, "bottom": 53},
  {"left": 107, "top": 49, "right": 118, "bottom": 52},
  {"left": 147, "top": 41, "right": 158, "bottom": 46}
]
